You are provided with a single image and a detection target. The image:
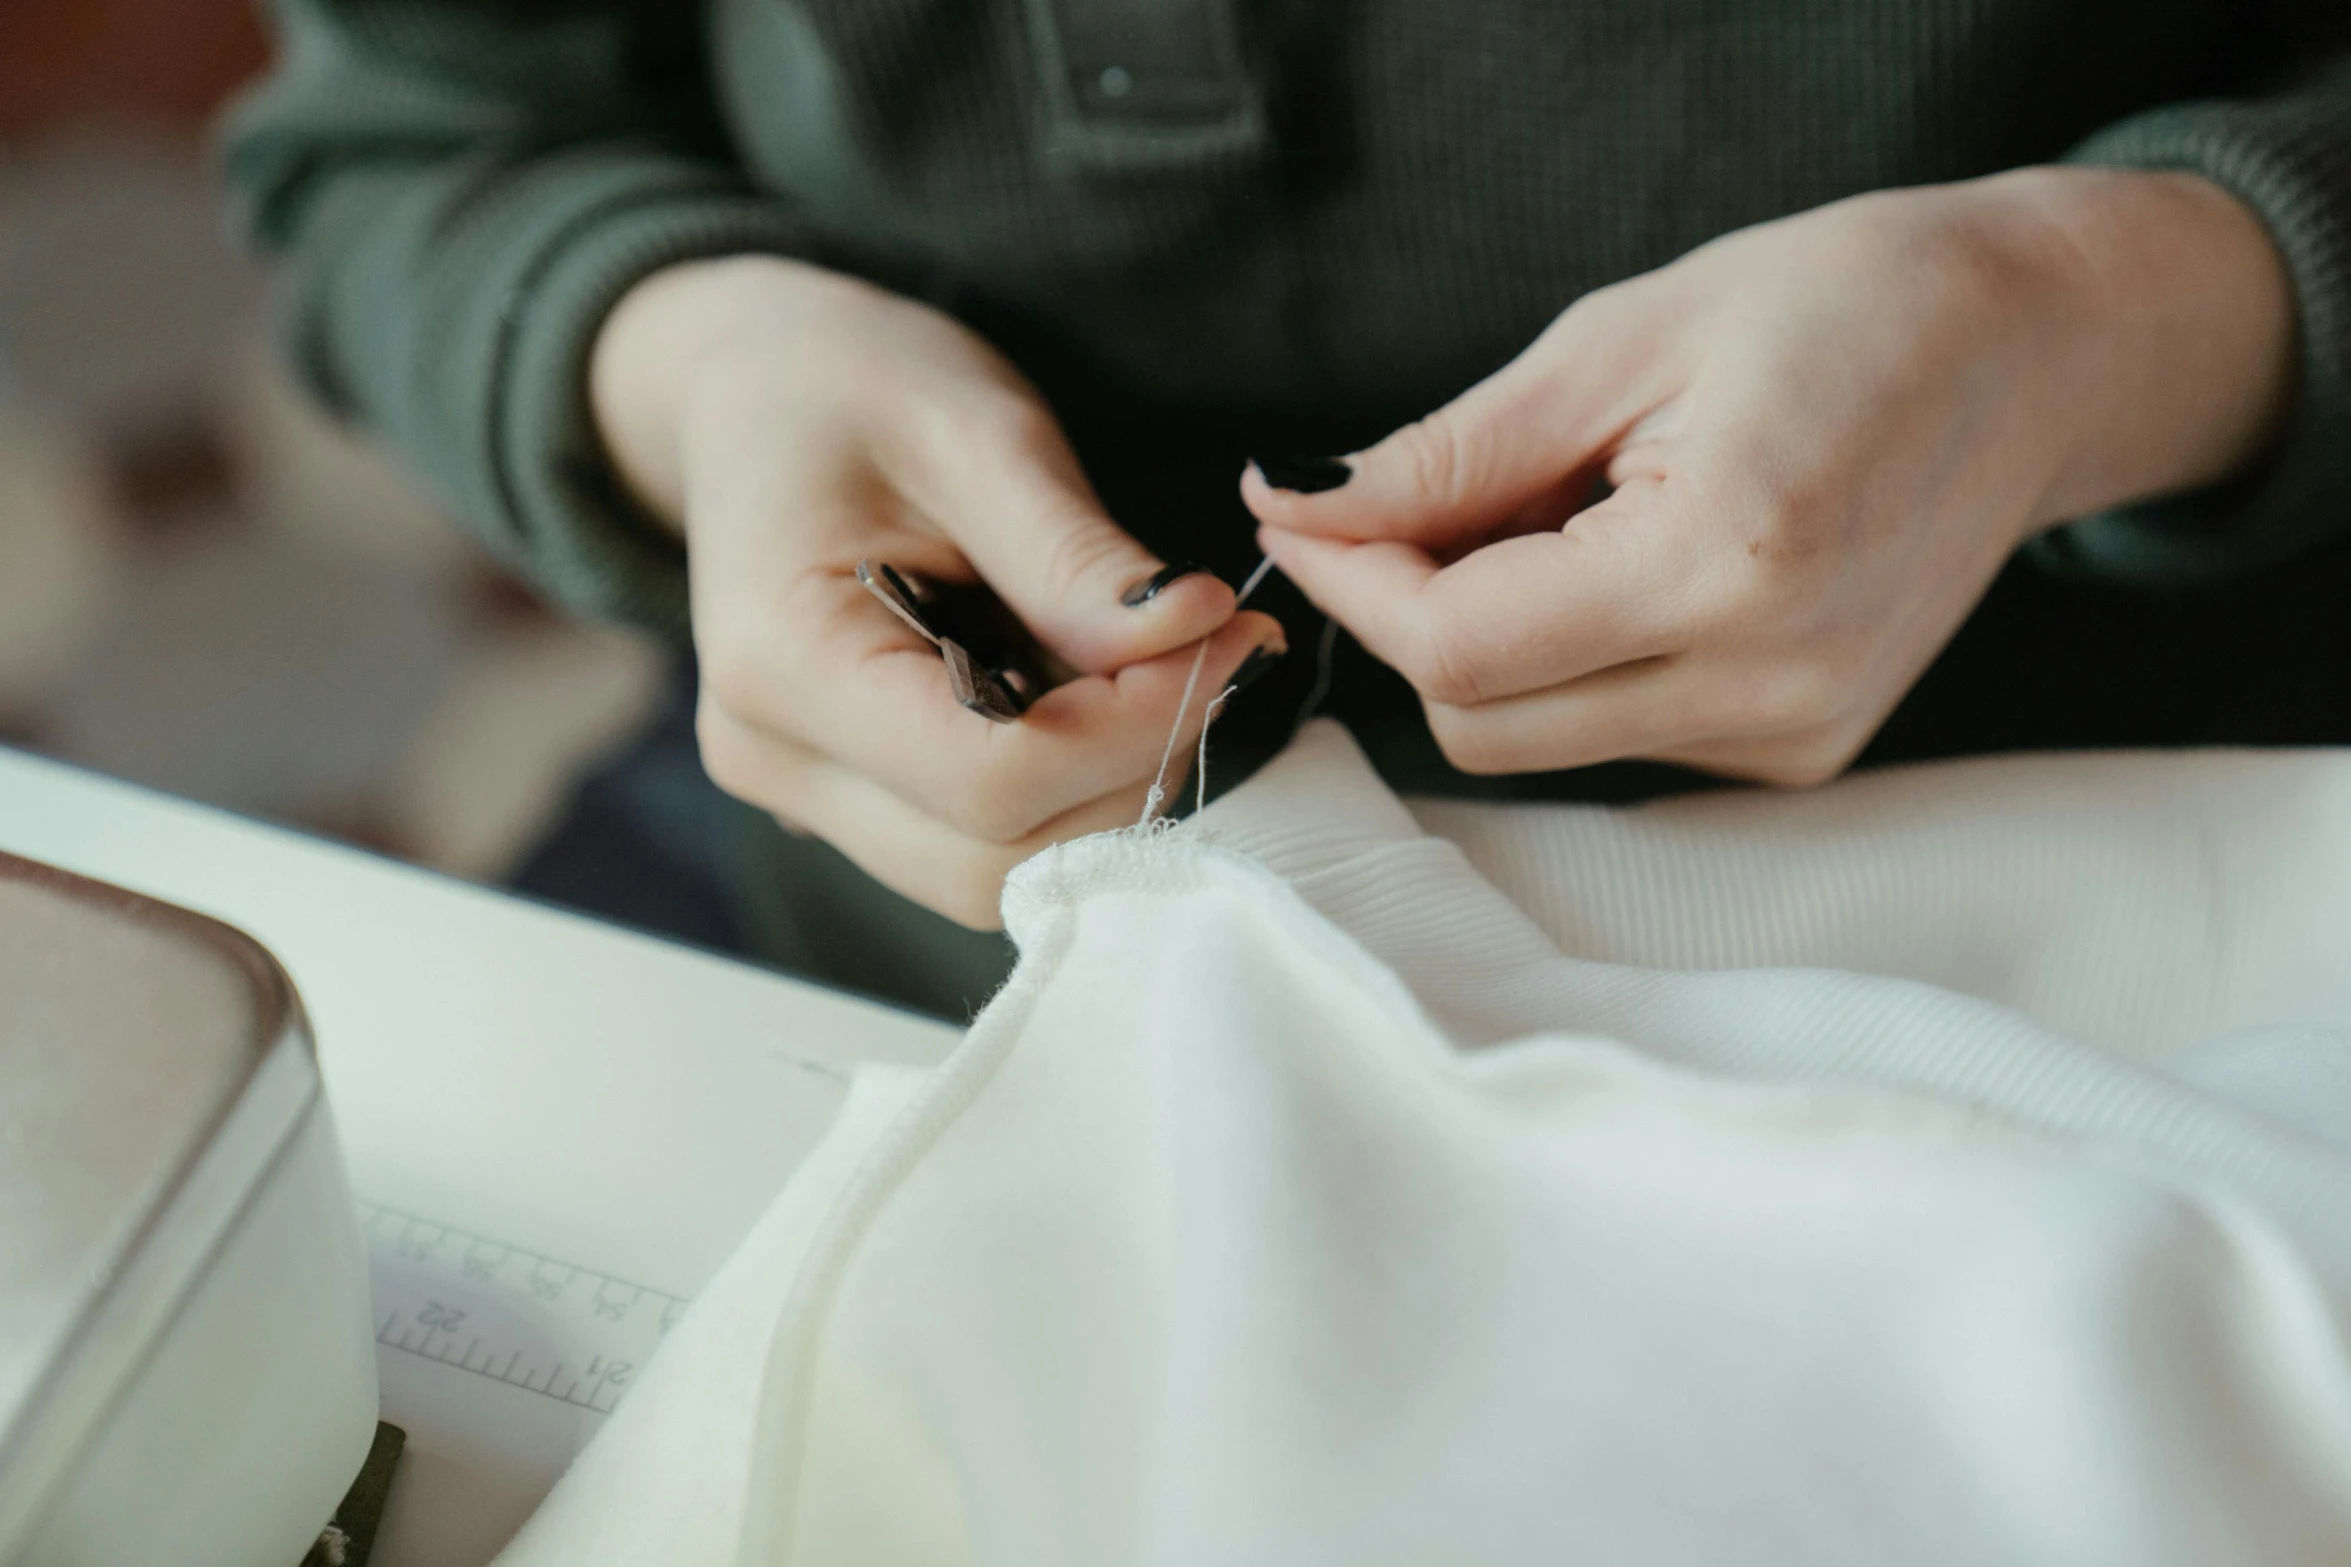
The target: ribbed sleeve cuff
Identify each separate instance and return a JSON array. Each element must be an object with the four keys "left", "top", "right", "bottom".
[
  {"left": 2039, "top": 69, "right": 2351, "bottom": 586},
  {"left": 448, "top": 166, "right": 810, "bottom": 636},
  {"left": 290, "top": 146, "right": 810, "bottom": 641}
]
